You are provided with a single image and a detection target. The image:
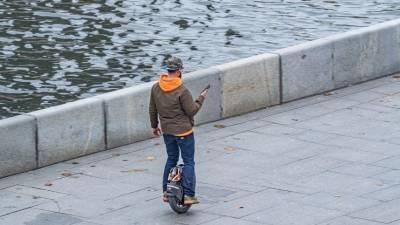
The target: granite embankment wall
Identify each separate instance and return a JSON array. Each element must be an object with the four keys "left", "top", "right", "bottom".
[{"left": 1, "top": 19, "right": 400, "bottom": 178}]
